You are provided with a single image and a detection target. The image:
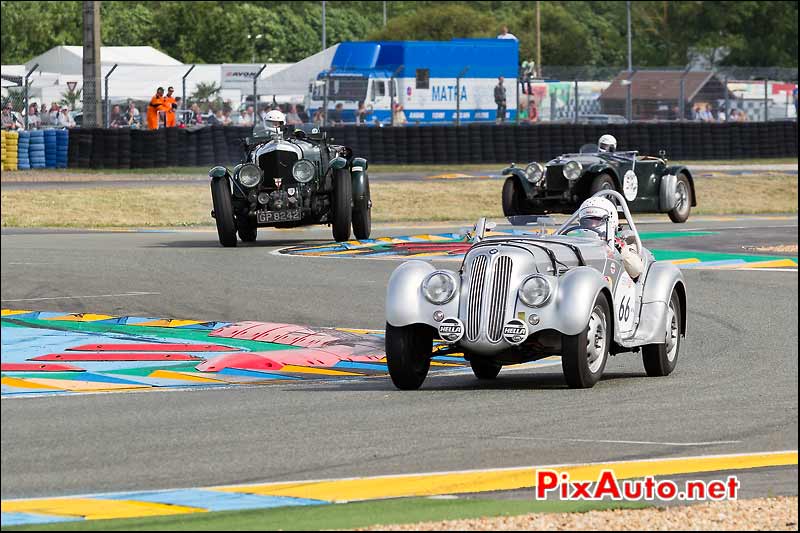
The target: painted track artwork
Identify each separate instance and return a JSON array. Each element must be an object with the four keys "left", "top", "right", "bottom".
[{"left": 1, "top": 310, "right": 474, "bottom": 397}]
